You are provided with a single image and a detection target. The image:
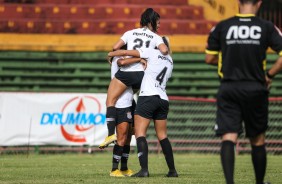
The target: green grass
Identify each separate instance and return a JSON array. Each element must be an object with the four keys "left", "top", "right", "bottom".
[{"left": 0, "top": 153, "right": 281, "bottom": 184}]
